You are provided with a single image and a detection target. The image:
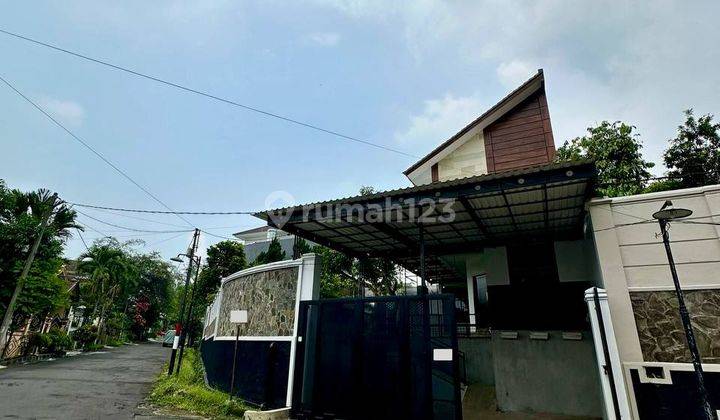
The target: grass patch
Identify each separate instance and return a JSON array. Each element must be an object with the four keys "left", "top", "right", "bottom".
[{"left": 148, "top": 348, "right": 247, "bottom": 418}]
